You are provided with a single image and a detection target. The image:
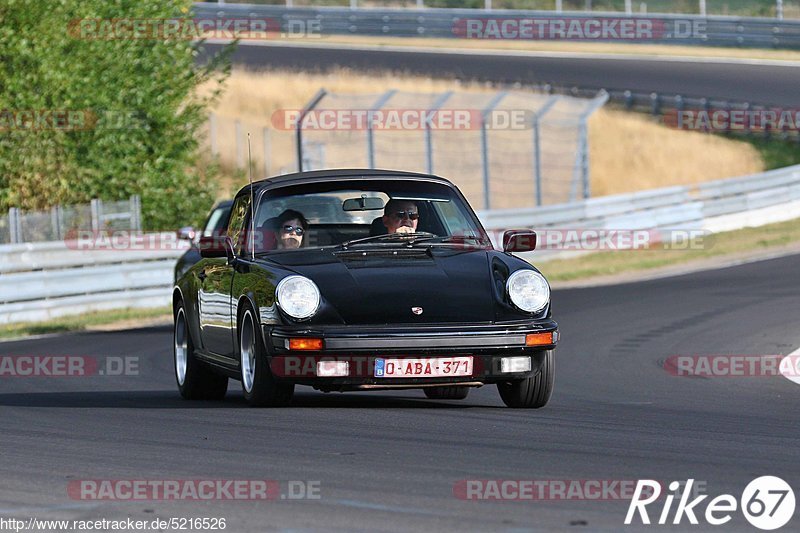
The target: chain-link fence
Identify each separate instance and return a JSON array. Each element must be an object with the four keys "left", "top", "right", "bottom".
[
  {"left": 207, "top": 88, "right": 607, "bottom": 210},
  {"left": 0, "top": 196, "right": 141, "bottom": 245}
]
